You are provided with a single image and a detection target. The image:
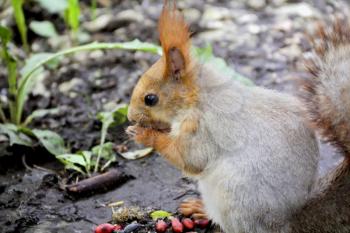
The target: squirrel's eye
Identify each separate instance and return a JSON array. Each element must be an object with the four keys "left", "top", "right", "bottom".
[{"left": 144, "top": 94, "right": 159, "bottom": 107}]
